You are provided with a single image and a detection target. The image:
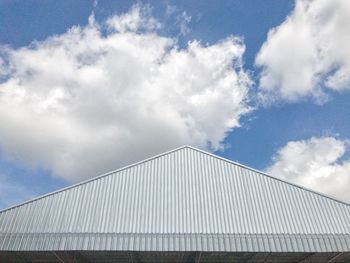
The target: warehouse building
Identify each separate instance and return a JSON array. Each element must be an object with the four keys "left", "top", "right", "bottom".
[{"left": 0, "top": 146, "right": 349, "bottom": 262}]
